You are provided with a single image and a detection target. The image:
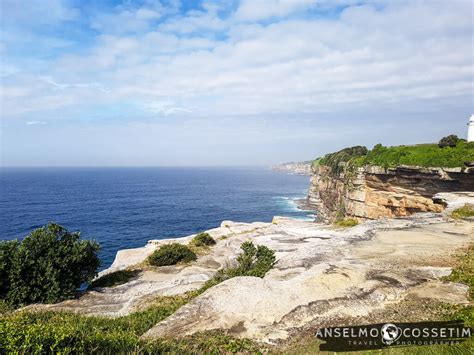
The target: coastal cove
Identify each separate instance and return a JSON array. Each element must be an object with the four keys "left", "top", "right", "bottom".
[{"left": 0, "top": 167, "right": 311, "bottom": 268}]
